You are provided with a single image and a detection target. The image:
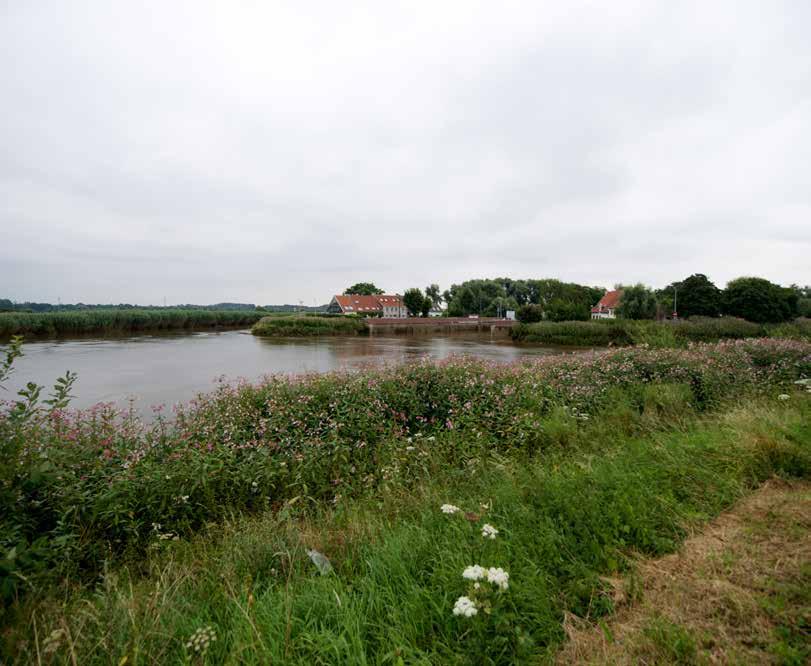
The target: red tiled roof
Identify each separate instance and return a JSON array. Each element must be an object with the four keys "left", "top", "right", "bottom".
[
  {"left": 591, "top": 289, "right": 622, "bottom": 313},
  {"left": 333, "top": 294, "right": 403, "bottom": 312}
]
